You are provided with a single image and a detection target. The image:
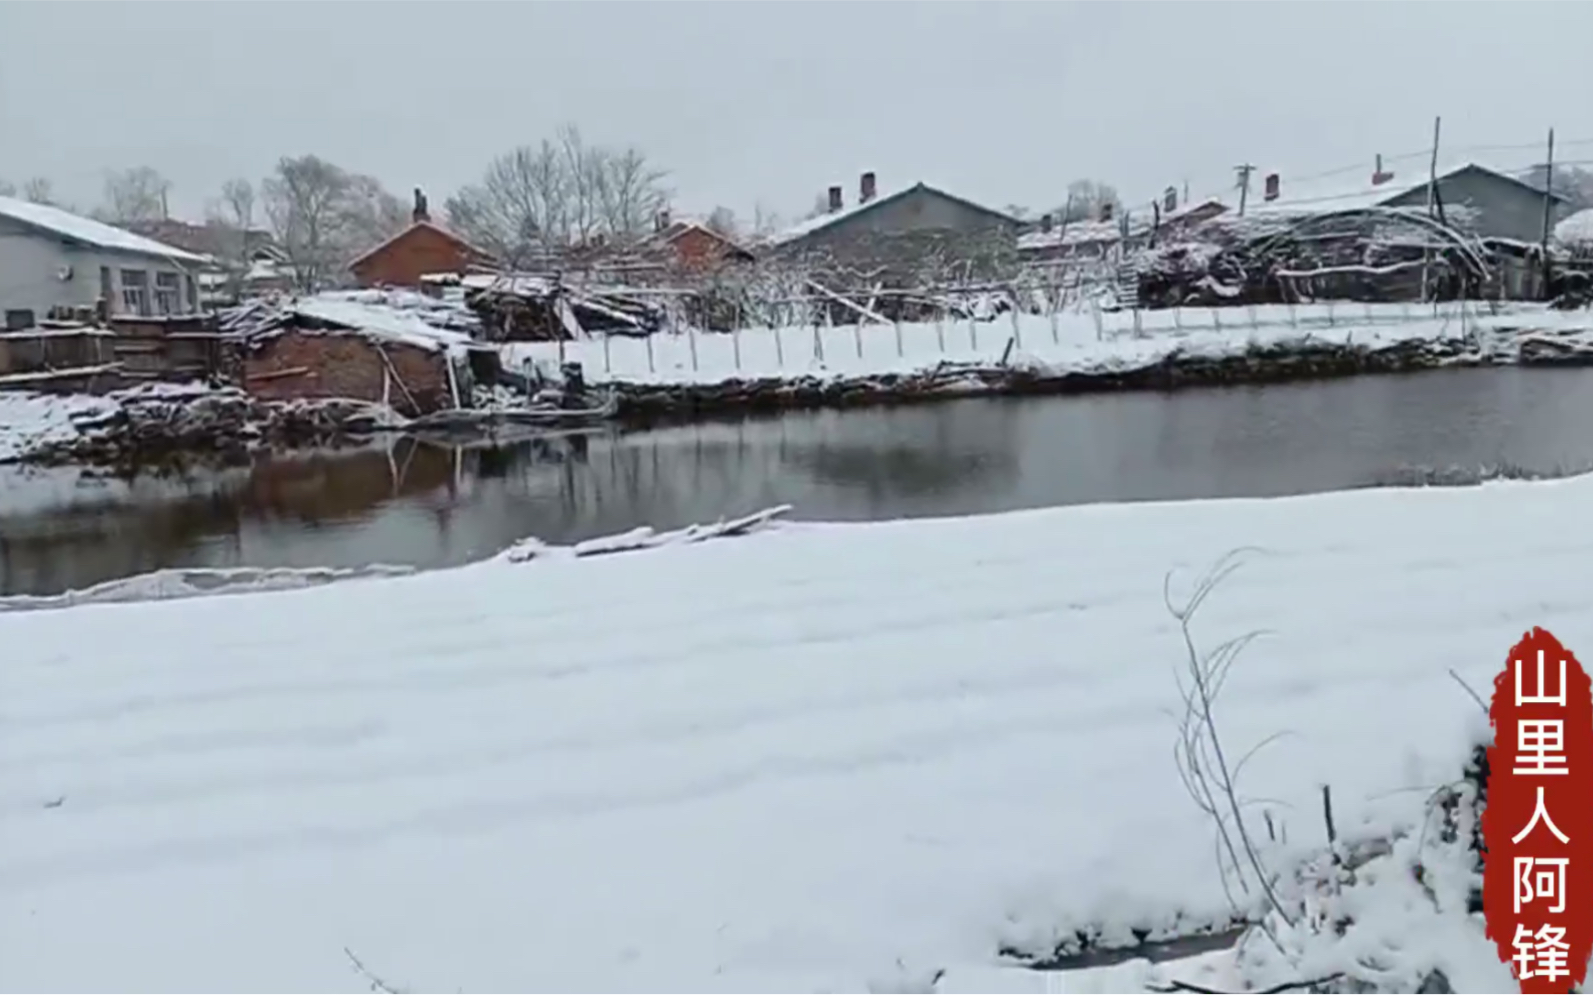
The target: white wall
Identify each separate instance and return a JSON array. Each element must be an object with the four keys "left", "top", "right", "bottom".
[
  {"left": 0, "top": 219, "right": 202, "bottom": 324},
  {"left": 0, "top": 230, "right": 75, "bottom": 321}
]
